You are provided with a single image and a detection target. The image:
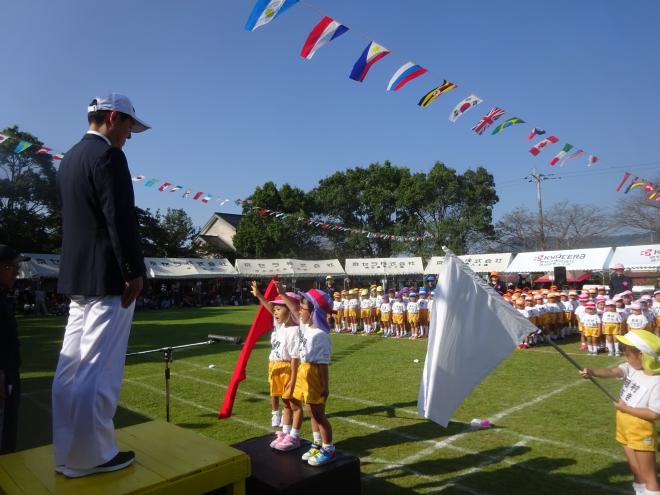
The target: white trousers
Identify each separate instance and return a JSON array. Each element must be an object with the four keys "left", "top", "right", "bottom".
[{"left": 52, "top": 296, "right": 134, "bottom": 469}]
